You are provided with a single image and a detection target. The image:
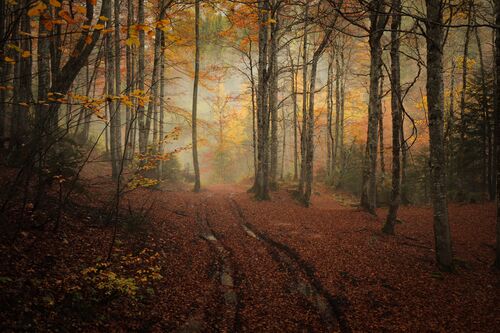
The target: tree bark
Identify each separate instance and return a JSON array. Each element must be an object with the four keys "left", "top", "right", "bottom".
[
  {"left": 457, "top": 1, "right": 473, "bottom": 201},
  {"left": 289, "top": 47, "right": 299, "bottom": 182},
  {"left": 254, "top": 0, "right": 271, "bottom": 200},
  {"left": 383, "top": 0, "right": 402, "bottom": 235},
  {"left": 425, "top": 0, "right": 454, "bottom": 271},
  {"left": 494, "top": 0, "right": 500, "bottom": 269},
  {"left": 269, "top": 4, "right": 280, "bottom": 190},
  {"left": 192, "top": 0, "right": 201, "bottom": 192},
  {"left": 361, "top": 0, "right": 387, "bottom": 214},
  {"left": 138, "top": 0, "right": 146, "bottom": 154},
  {"left": 299, "top": 2, "right": 309, "bottom": 196}
]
